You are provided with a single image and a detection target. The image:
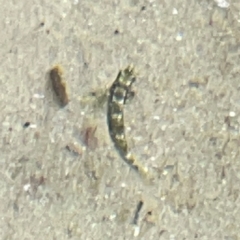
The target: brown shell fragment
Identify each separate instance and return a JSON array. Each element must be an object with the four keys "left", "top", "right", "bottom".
[
  {"left": 66, "top": 142, "right": 83, "bottom": 156},
  {"left": 80, "top": 126, "right": 98, "bottom": 150},
  {"left": 50, "top": 65, "right": 69, "bottom": 107}
]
